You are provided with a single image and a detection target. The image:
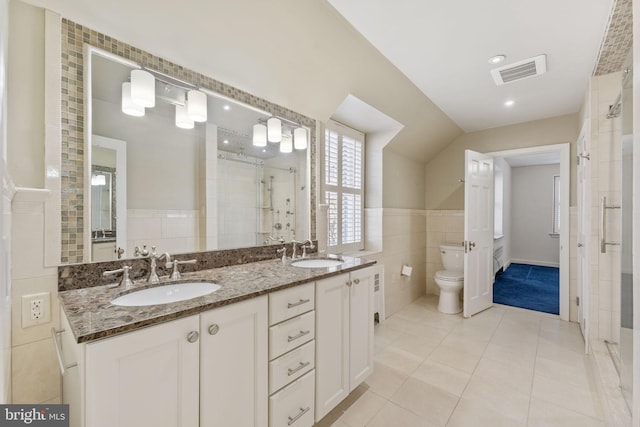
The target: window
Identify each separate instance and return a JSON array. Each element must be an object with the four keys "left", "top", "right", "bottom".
[
  {"left": 552, "top": 175, "right": 560, "bottom": 234},
  {"left": 323, "top": 120, "right": 364, "bottom": 253}
]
